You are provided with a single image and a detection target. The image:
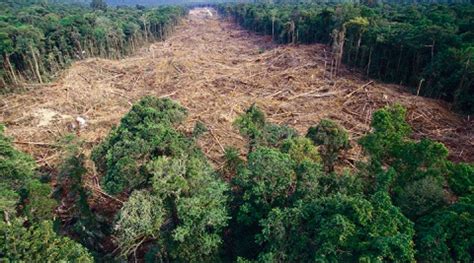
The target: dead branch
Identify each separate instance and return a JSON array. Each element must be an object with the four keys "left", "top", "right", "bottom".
[
  {"left": 345, "top": 81, "right": 374, "bottom": 99},
  {"left": 13, "top": 141, "right": 59, "bottom": 147}
]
